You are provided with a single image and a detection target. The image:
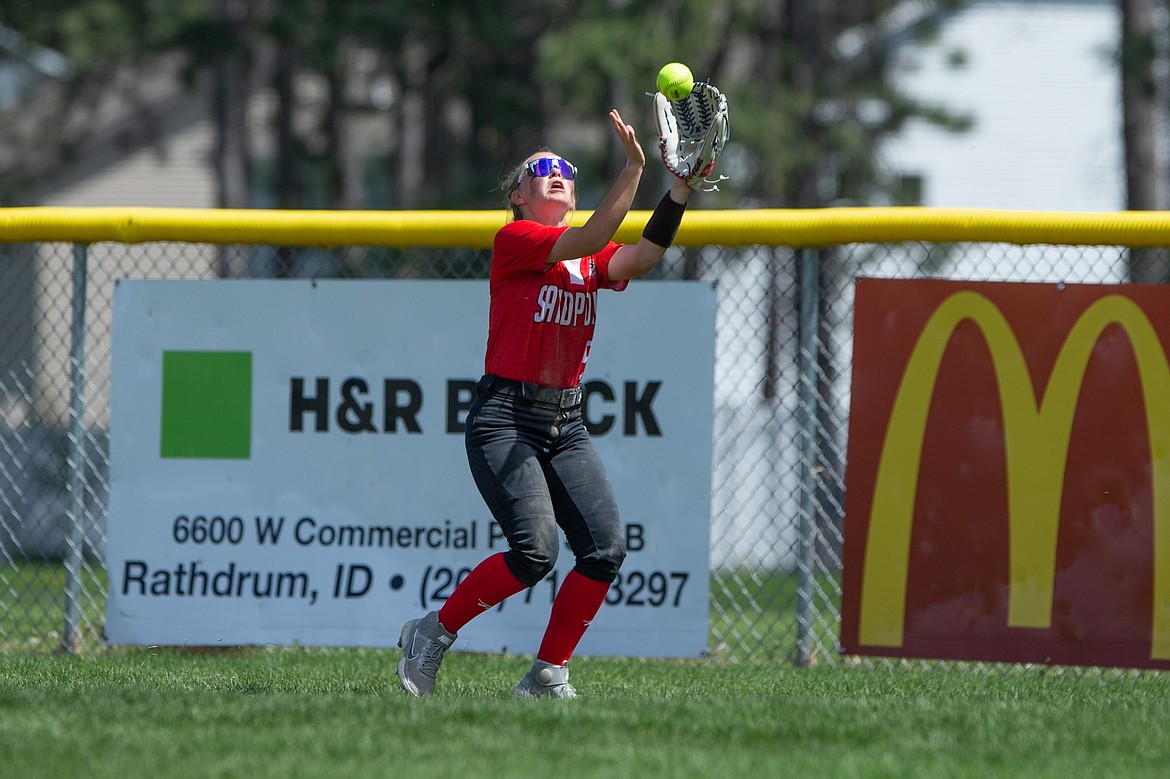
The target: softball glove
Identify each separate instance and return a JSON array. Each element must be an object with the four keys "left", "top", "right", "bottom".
[{"left": 654, "top": 80, "right": 730, "bottom": 191}]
